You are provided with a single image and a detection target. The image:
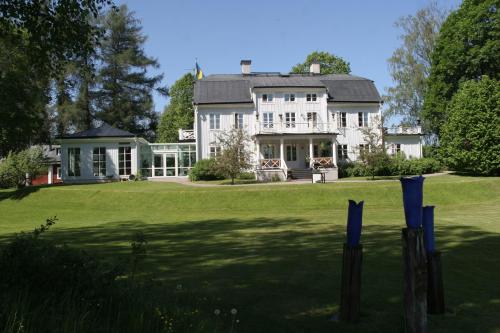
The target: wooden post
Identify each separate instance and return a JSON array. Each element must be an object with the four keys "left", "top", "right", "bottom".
[
  {"left": 340, "top": 243, "right": 363, "bottom": 322},
  {"left": 402, "top": 228, "right": 427, "bottom": 333},
  {"left": 427, "top": 251, "right": 445, "bottom": 314}
]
